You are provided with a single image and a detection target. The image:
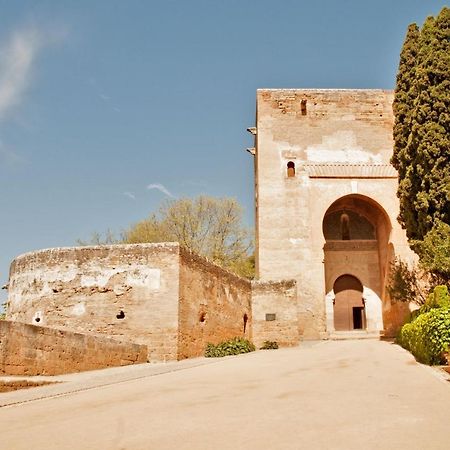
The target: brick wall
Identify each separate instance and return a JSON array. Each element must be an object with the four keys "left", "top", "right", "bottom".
[
  {"left": 0, "top": 321, "right": 147, "bottom": 376},
  {"left": 251, "top": 280, "right": 298, "bottom": 348},
  {"left": 177, "top": 248, "right": 252, "bottom": 359}
]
